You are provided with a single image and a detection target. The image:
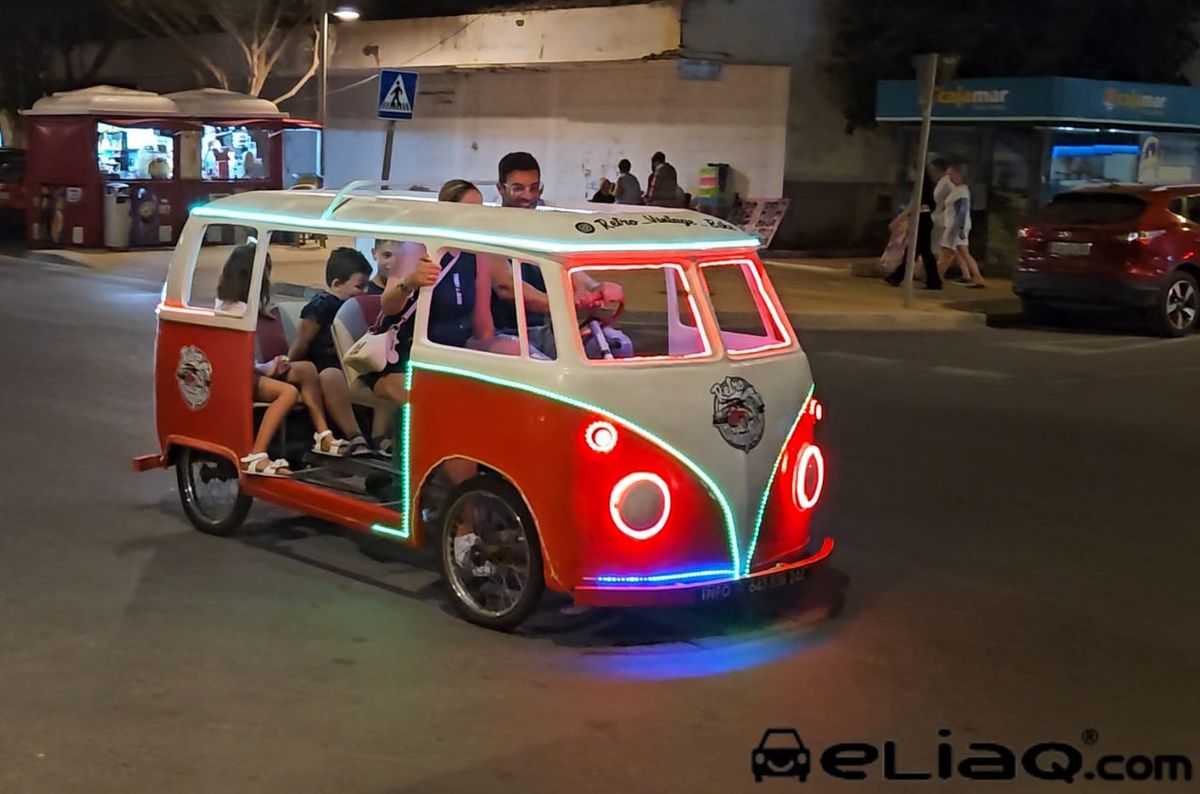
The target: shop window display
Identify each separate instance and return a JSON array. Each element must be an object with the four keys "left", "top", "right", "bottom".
[
  {"left": 201, "top": 125, "right": 270, "bottom": 181},
  {"left": 97, "top": 123, "right": 174, "bottom": 180}
]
